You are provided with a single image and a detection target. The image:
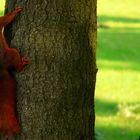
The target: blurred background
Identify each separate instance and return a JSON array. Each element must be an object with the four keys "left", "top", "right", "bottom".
[
  {"left": 0, "top": 0, "right": 5, "bottom": 15},
  {"left": 96, "top": 0, "right": 140, "bottom": 140},
  {"left": 0, "top": 0, "right": 140, "bottom": 140}
]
